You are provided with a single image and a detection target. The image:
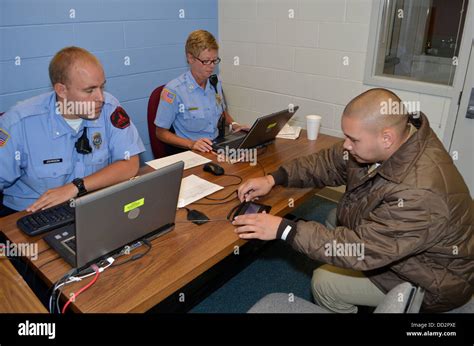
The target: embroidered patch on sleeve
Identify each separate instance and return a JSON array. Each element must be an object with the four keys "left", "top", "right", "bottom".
[
  {"left": 0, "top": 128, "right": 10, "bottom": 147},
  {"left": 161, "top": 88, "right": 176, "bottom": 104},
  {"left": 110, "top": 106, "right": 131, "bottom": 129}
]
